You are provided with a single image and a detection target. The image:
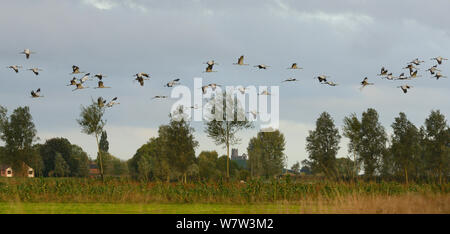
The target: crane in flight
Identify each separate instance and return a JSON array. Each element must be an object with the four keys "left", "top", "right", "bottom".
[
  {"left": 94, "top": 75, "right": 110, "bottom": 89},
  {"left": 80, "top": 73, "right": 91, "bottom": 83},
  {"left": 426, "top": 65, "right": 440, "bottom": 75},
  {"left": 377, "top": 67, "right": 388, "bottom": 76},
  {"left": 397, "top": 85, "right": 412, "bottom": 94},
  {"left": 94, "top": 74, "right": 107, "bottom": 79},
  {"left": 165, "top": 78, "right": 180, "bottom": 87},
  {"left": 360, "top": 77, "right": 374, "bottom": 90},
  {"left": 315, "top": 75, "right": 329, "bottom": 83},
  {"left": 384, "top": 73, "right": 395, "bottom": 80},
  {"left": 7, "top": 65, "right": 22, "bottom": 73},
  {"left": 433, "top": 72, "right": 447, "bottom": 80},
  {"left": 67, "top": 77, "right": 77, "bottom": 86},
  {"left": 254, "top": 64, "right": 270, "bottom": 69},
  {"left": 97, "top": 97, "right": 106, "bottom": 108},
  {"left": 204, "top": 60, "right": 218, "bottom": 66},
  {"left": 20, "top": 49, "right": 35, "bottom": 59},
  {"left": 106, "top": 97, "right": 119, "bottom": 107},
  {"left": 72, "top": 82, "right": 88, "bottom": 91},
  {"left": 133, "top": 73, "right": 150, "bottom": 86},
  {"left": 409, "top": 58, "right": 425, "bottom": 66},
  {"left": 287, "top": 63, "right": 302, "bottom": 70},
  {"left": 323, "top": 81, "right": 339, "bottom": 86},
  {"left": 204, "top": 64, "right": 217, "bottom": 73},
  {"left": 233, "top": 55, "right": 249, "bottom": 66},
  {"left": 28, "top": 67, "right": 43, "bottom": 76},
  {"left": 431, "top": 56, "right": 448, "bottom": 65},
  {"left": 409, "top": 70, "right": 421, "bottom": 79},
  {"left": 31, "top": 88, "right": 43, "bottom": 98},
  {"left": 95, "top": 80, "right": 111, "bottom": 89},
  {"left": 71, "top": 65, "right": 85, "bottom": 74},
  {"left": 395, "top": 73, "right": 410, "bottom": 80},
  {"left": 152, "top": 95, "right": 168, "bottom": 100},
  {"left": 282, "top": 78, "right": 299, "bottom": 82}
]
